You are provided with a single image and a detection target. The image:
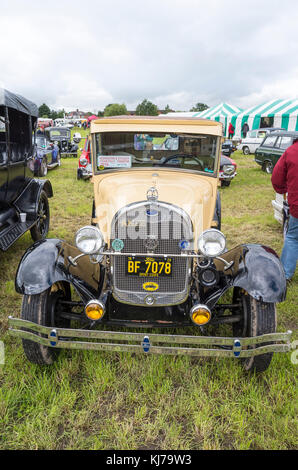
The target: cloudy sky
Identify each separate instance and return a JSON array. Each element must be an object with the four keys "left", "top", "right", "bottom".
[{"left": 1, "top": 0, "right": 298, "bottom": 112}]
